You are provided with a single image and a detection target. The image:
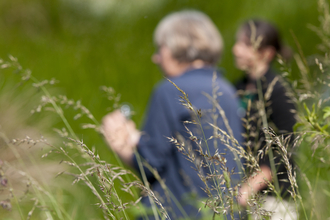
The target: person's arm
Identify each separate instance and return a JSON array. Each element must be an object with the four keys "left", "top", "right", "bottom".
[
  {"left": 238, "top": 165, "right": 272, "bottom": 206},
  {"left": 132, "top": 85, "right": 179, "bottom": 180},
  {"left": 239, "top": 80, "right": 297, "bottom": 206},
  {"left": 269, "top": 82, "right": 297, "bottom": 134},
  {"left": 101, "top": 110, "right": 140, "bottom": 167},
  {"left": 259, "top": 81, "right": 296, "bottom": 185}
]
